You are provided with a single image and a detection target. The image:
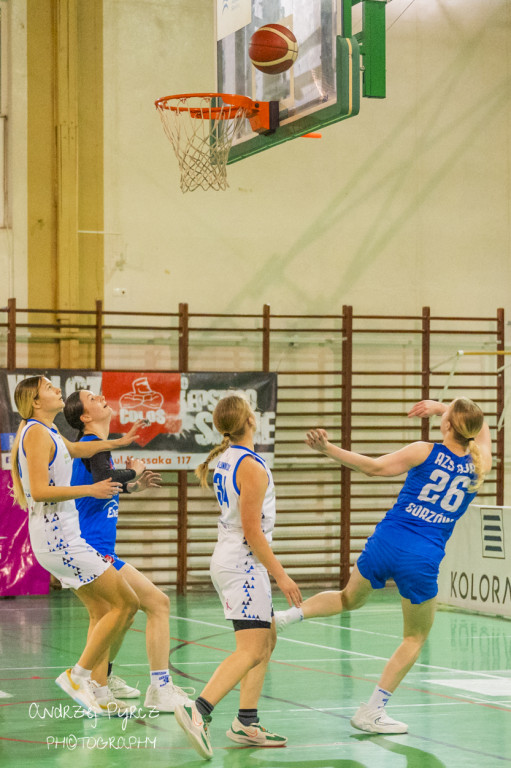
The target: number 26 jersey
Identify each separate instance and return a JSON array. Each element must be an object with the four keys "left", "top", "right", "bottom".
[{"left": 381, "top": 442, "right": 478, "bottom": 557}]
